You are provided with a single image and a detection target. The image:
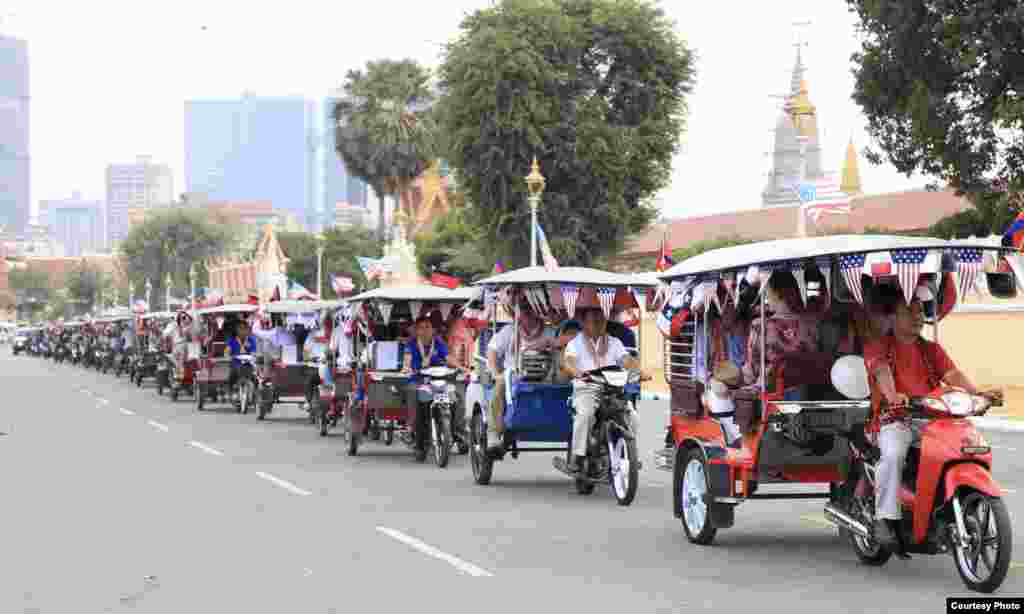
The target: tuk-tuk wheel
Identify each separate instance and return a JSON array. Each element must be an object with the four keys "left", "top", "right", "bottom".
[
  {"left": 171, "top": 388, "right": 179, "bottom": 402},
  {"left": 258, "top": 400, "right": 271, "bottom": 420},
  {"left": 679, "top": 449, "right": 717, "bottom": 545},
  {"left": 469, "top": 411, "right": 493, "bottom": 485},
  {"left": 195, "top": 384, "right": 205, "bottom": 411}
]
